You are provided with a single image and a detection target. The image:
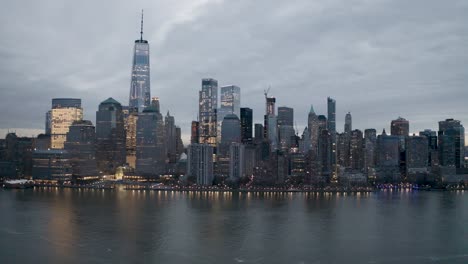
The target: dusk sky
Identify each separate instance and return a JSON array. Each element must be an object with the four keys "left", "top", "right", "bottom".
[{"left": 1, "top": 0, "right": 467, "bottom": 142}]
